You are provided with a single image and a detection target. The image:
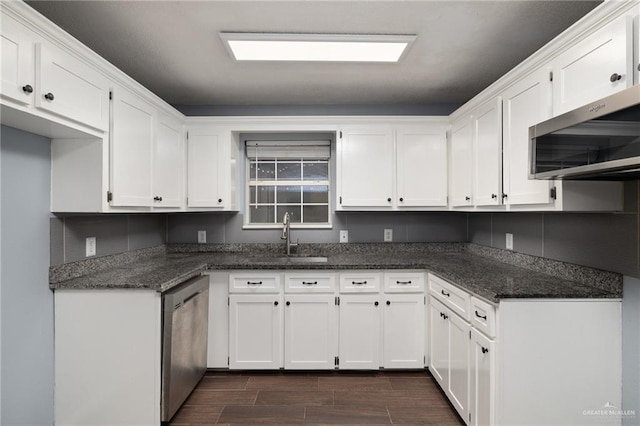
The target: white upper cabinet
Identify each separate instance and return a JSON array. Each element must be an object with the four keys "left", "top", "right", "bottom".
[
  {"left": 502, "top": 68, "right": 554, "bottom": 206},
  {"left": 396, "top": 125, "right": 448, "bottom": 207},
  {"left": 110, "top": 88, "right": 156, "bottom": 207},
  {"left": 338, "top": 122, "right": 448, "bottom": 210},
  {"left": 450, "top": 117, "right": 474, "bottom": 207},
  {"left": 338, "top": 126, "right": 395, "bottom": 208},
  {"left": 472, "top": 97, "right": 502, "bottom": 207},
  {"left": 35, "top": 43, "right": 110, "bottom": 132},
  {"left": 186, "top": 125, "right": 231, "bottom": 209},
  {"left": 552, "top": 13, "right": 633, "bottom": 116},
  {"left": 154, "top": 113, "right": 184, "bottom": 208},
  {"left": 1, "top": 14, "right": 35, "bottom": 107}
]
